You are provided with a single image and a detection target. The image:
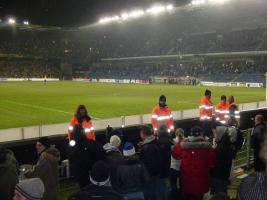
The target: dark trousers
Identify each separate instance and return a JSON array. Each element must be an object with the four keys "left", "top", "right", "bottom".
[
  {"left": 254, "top": 150, "right": 266, "bottom": 172},
  {"left": 200, "top": 120, "right": 214, "bottom": 137},
  {"left": 210, "top": 178, "right": 228, "bottom": 195},
  {"left": 169, "top": 169, "right": 181, "bottom": 200},
  {"left": 182, "top": 193, "right": 203, "bottom": 200}
]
